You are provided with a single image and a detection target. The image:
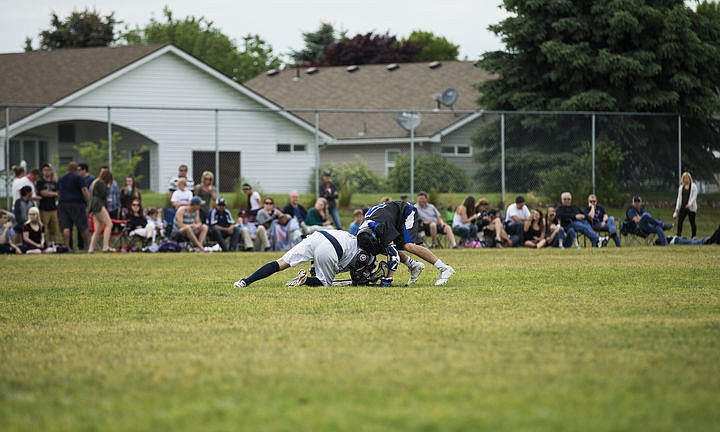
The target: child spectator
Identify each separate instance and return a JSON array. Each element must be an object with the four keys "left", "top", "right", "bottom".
[
  {"left": 348, "top": 208, "right": 364, "bottom": 236},
  {"left": 23, "top": 207, "right": 55, "bottom": 254},
  {"left": 0, "top": 211, "right": 22, "bottom": 254}
]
